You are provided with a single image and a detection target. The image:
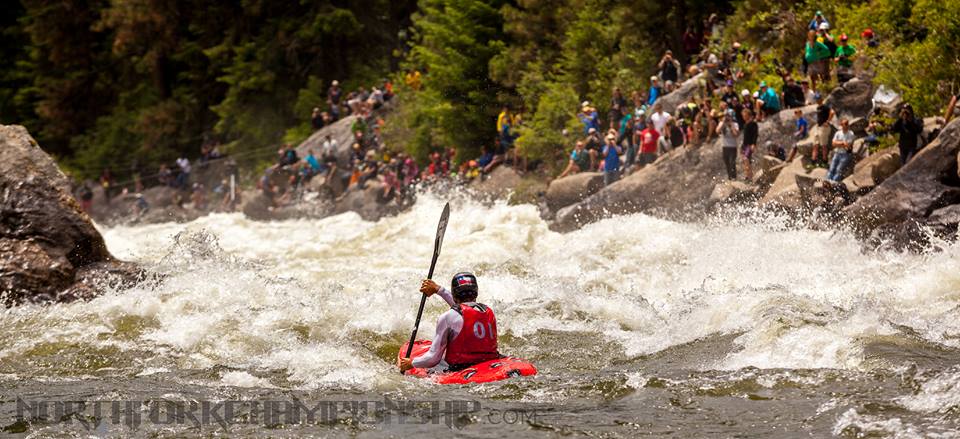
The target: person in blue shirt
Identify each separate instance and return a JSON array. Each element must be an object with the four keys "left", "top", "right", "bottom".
[
  {"left": 647, "top": 76, "right": 663, "bottom": 106},
  {"left": 786, "top": 109, "right": 810, "bottom": 162},
  {"left": 808, "top": 11, "right": 829, "bottom": 31},
  {"left": 577, "top": 102, "right": 600, "bottom": 135},
  {"left": 601, "top": 133, "right": 622, "bottom": 186},
  {"left": 305, "top": 149, "right": 324, "bottom": 176}
]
